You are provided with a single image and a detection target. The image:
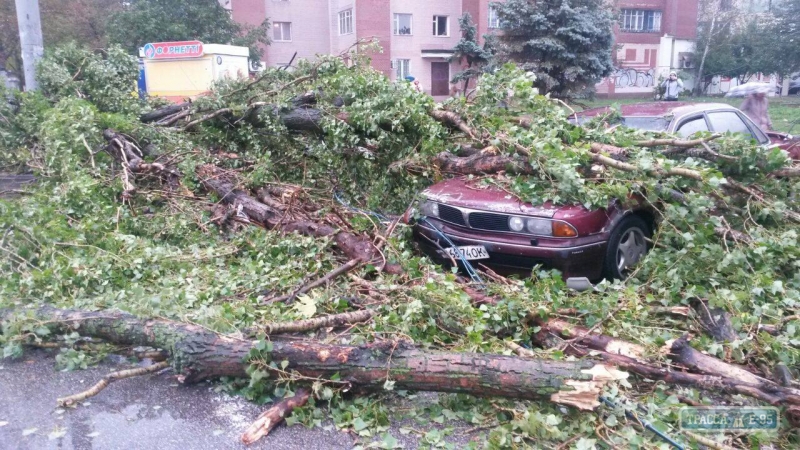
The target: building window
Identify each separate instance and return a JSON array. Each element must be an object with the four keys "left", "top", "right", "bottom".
[
  {"left": 432, "top": 16, "right": 449, "bottom": 36},
  {"left": 394, "top": 14, "right": 412, "bottom": 35},
  {"left": 273, "top": 22, "right": 292, "bottom": 41},
  {"left": 395, "top": 59, "right": 411, "bottom": 80},
  {"left": 488, "top": 5, "right": 500, "bottom": 28},
  {"left": 621, "top": 10, "right": 661, "bottom": 33},
  {"left": 339, "top": 9, "right": 353, "bottom": 35}
]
